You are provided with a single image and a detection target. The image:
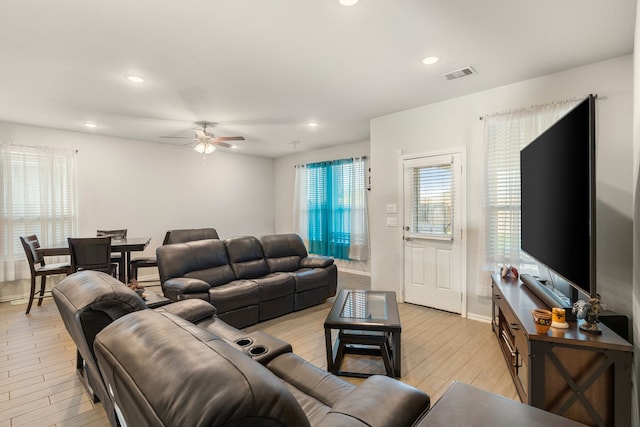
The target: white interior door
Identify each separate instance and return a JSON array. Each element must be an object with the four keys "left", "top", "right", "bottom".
[{"left": 403, "top": 152, "right": 464, "bottom": 314}]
